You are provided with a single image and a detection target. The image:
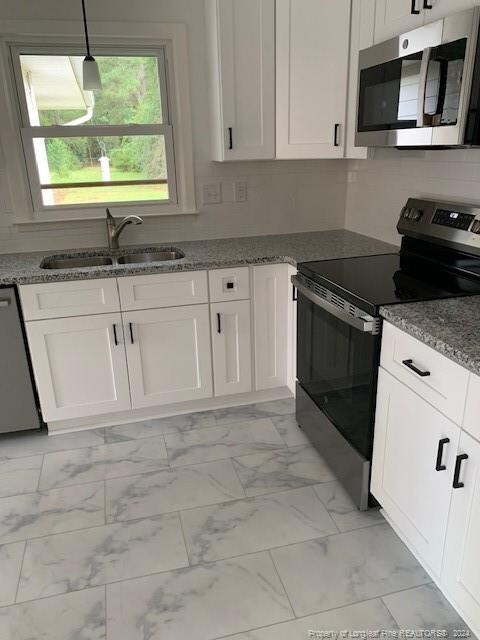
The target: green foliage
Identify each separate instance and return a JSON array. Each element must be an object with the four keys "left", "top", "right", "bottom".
[{"left": 40, "top": 56, "right": 166, "bottom": 188}]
